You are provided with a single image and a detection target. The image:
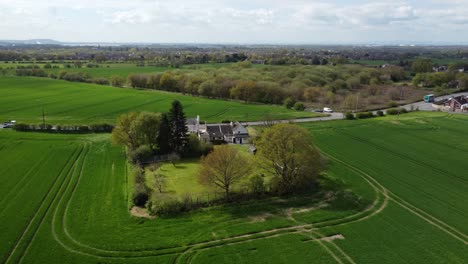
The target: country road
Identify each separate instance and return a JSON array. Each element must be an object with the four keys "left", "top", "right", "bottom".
[
  {"left": 241, "top": 92, "right": 468, "bottom": 126},
  {"left": 399, "top": 92, "right": 468, "bottom": 112},
  {"left": 240, "top": 112, "right": 344, "bottom": 126}
]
